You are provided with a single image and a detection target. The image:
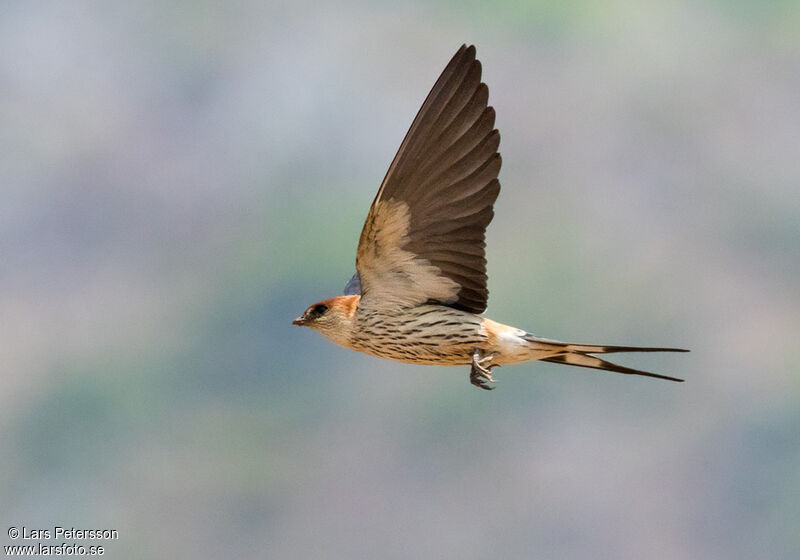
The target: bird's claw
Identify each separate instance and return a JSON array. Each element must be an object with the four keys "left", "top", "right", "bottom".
[{"left": 470, "top": 350, "right": 499, "bottom": 390}]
